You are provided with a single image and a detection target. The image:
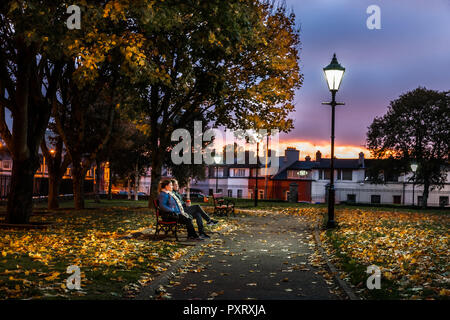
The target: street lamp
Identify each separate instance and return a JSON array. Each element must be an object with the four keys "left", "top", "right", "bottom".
[
  {"left": 248, "top": 132, "right": 262, "bottom": 207},
  {"left": 254, "top": 141, "right": 260, "bottom": 207},
  {"left": 214, "top": 155, "right": 221, "bottom": 193},
  {"left": 322, "top": 53, "right": 345, "bottom": 229},
  {"left": 410, "top": 162, "right": 418, "bottom": 206}
]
